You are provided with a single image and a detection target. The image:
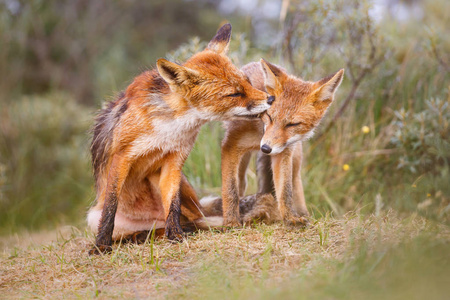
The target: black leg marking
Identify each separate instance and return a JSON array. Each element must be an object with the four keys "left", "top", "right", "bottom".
[
  {"left": 89, "top": 183, "right": 118, "bottom": 255},
  {"left": 165, "top": 192, "right": 184, "bottom": 242}
]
